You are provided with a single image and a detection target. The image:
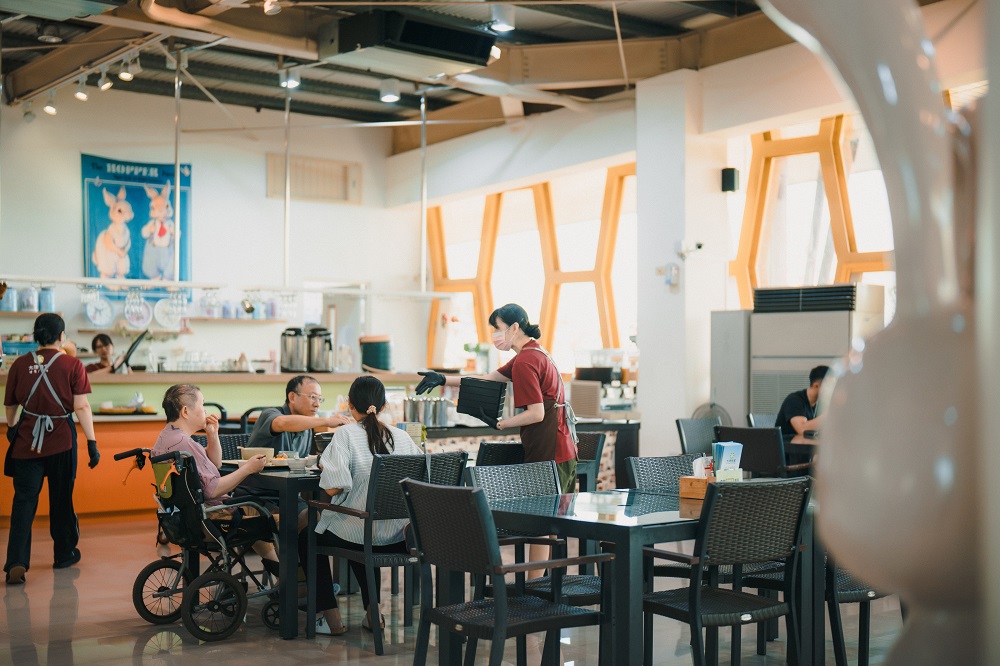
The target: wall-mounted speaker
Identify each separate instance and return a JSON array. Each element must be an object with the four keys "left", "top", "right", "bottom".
[{"left": 721, "top": 167, "right": 739, "bottom": 192}]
